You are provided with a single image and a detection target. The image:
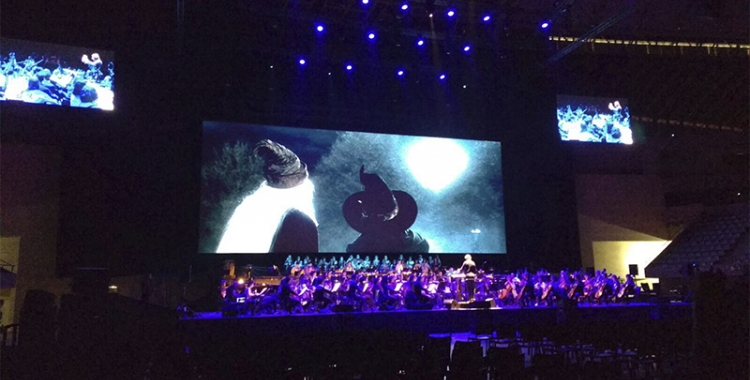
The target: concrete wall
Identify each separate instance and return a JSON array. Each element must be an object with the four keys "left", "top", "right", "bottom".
[
  {"left": 576, "top": 174, "right": 669, "bottom": 269},
  {"left": 0, "top": 143, "right": 70, "bottom": 323}
]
